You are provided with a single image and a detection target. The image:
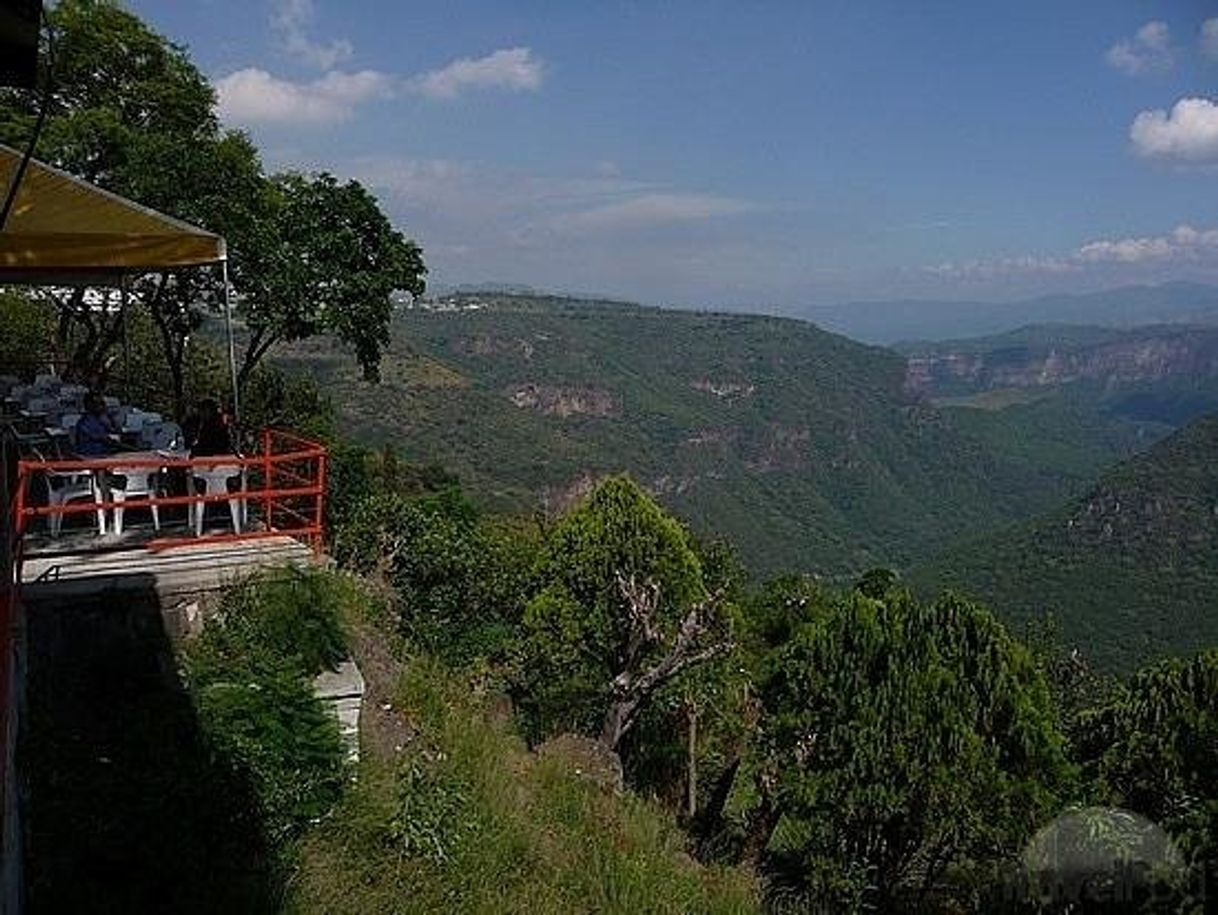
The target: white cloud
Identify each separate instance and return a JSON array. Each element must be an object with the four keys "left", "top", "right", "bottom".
[
  {"left": 1077, "top": 225, "right": 1218, "bottom": 263},
  {"left": 1202, "top": 19, "right": 1218, "bottom": 61},
  {"left": 1130, "top": 97, "right": 1218, "bottom": 164},
  {"left": 556, "top": 193, "right": 754, "bottom": 232},
  {"left": 406, "top": 48, "right": 544, "bottom": 99},
  {"left": 349, "top": 155, "right": 743, "bottom": 235},
  {"left": 927, "top": 224, "right": 1218, "bottom": 279},
  {"left": 270, "top": 0, "right": 353, "bottom": 70},
  {"left": 1106, "top": 21, "right": 1173, "bottom": 75},
  {"left": 216, "top": 67, "right": 393, "bottom": 125},
  {"left": 924, "top": 256, "right": 1077, "bottom": 281},
  {"left": 215, "top": 45, "right": 546, "bottom": 125}
]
